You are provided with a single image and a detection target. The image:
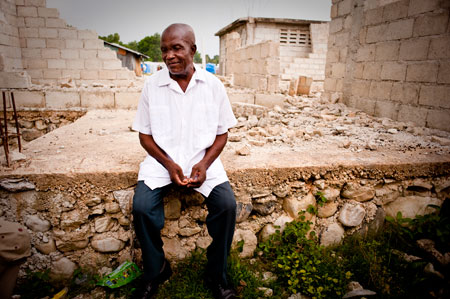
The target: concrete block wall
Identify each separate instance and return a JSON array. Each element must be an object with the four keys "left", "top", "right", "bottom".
[
  {"left": 0, "top": 0, "right": 137, "bottom": 89},
  {"left": 232, "top": 40, "right": 280, "bottom": 92},
  {"left": 323, "top": 0, "right": 450, "bottom": 131}
]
